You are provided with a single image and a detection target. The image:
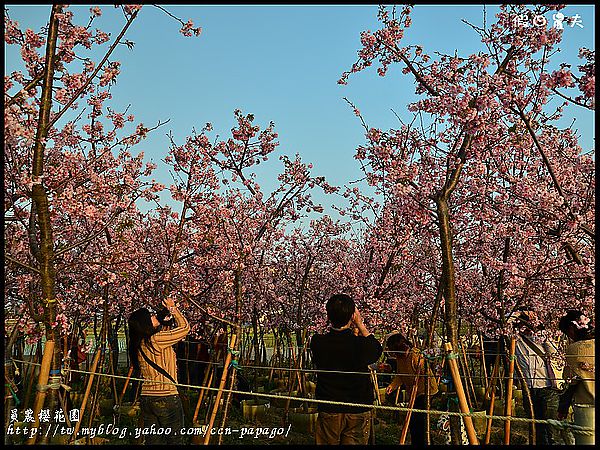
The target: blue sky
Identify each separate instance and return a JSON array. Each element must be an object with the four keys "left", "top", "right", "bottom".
[{"left": 5, "top": 4, "right": 595, "bottom": 217}]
